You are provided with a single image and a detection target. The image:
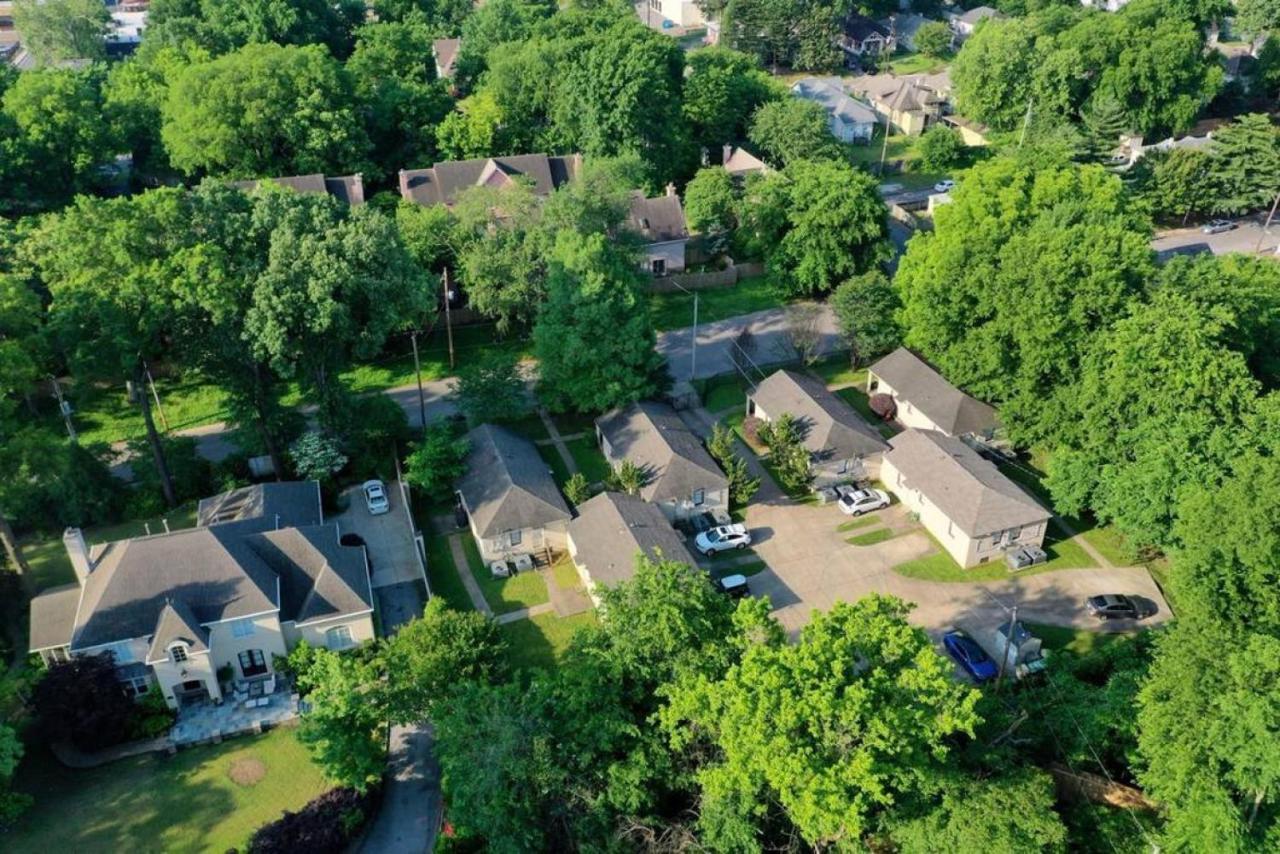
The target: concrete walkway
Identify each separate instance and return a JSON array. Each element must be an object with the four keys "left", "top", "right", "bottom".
[
  {"left": 677, "top": 404, "right": 784, "bottom": 503},
  {"left": 445, "top": 534, "right": 492, "bottom": 615},
  {"left": 538, "top": 408, "right": 579, "bottom": 477},
  {"left": 495, "top": 602, "right": 555, "bottom": 624}
]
